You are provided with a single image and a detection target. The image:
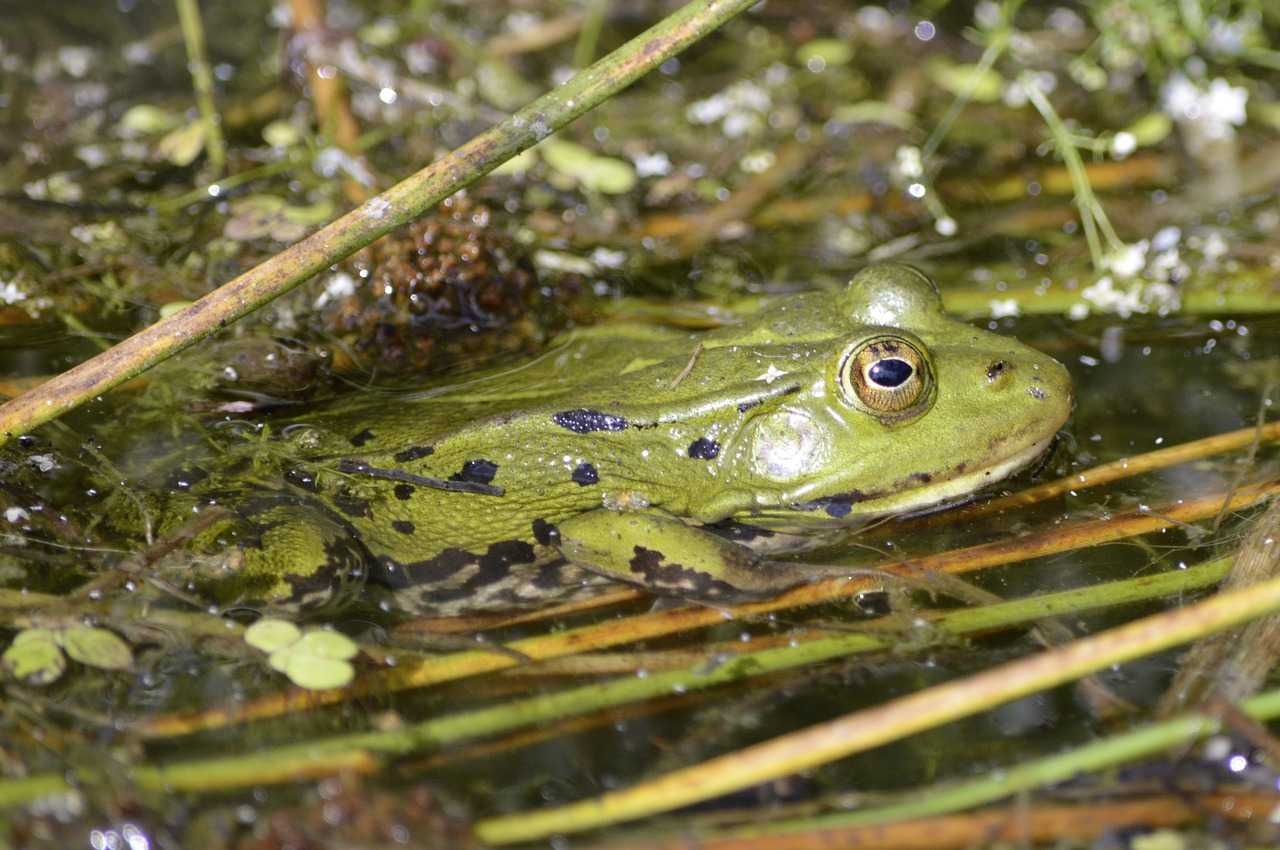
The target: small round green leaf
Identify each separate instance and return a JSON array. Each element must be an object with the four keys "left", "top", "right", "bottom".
[
  {"left": 267, "top": 645, "right": 298, "bottom": 674},
  {"left": 157, "top": 121, "right": 207, "bottom": 167},
  {"left": 1124, "top": 112, "right": 1173, "bottom": 146},
  {"left": 796, "top": 39, "right": 853, "bottom": 66},
  {"left": 261, "top": 120, "right": 303, "bottom": 148},
  {"left": 541, "top": 140, "right": 594, "bottom": 172},
  {"left": 493, "top": 147, "right": 538, "bottom": 176},
  {"left": 11, "top": 627, "right": 56, "bottom": 646},
  {"left": 58, "top": 627, "right": 133, "bottom": 671},
  {"left": 831, "top": 101, "right": 916, "bottom": 129},
  {"left": 245, "top": 618, "right": 302, "bottom": 653},
  {"left": 119, "top": 104, "right": 180, "bottom": 136},
  {"left": 927, "top": 60, "right": 1004, "bottom": 103},
  {"left": 3, "top": 631, "right": 67, "bottom": 685},
  {"left": 159, "top": 301, "right": 193, "bottom": 319},
  {"left": 264, "top": 647, "right": 296, "bottom": 675},
  {"left": 282, "top": 200, "right": 336, "bottom": 226},
  {"left": 576, "top": 157, "right": 636, "bottom": 194},
  {"left": 476, "top": 58, "right": 540, "bottom": 111},
  {"left": 540, "top": 140, "right": 637, "bottom": 195},
  {"left": 283, "top": 655, "right": 355, "bottom": 690},
  {"left": 294, "top": 629, "right": 359, "bottom": 661}
]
